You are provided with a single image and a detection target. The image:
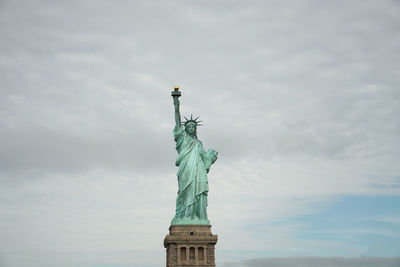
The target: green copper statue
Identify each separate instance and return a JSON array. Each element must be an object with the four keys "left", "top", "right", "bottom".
[{"left": 171, "top": 86, "right": 218, "bottom": 225}]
